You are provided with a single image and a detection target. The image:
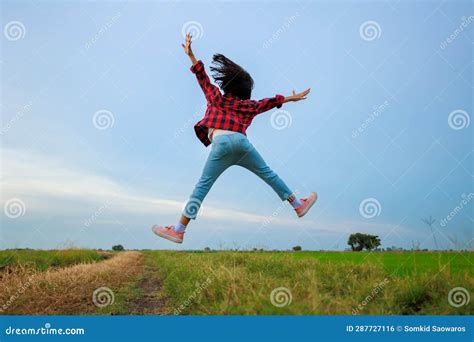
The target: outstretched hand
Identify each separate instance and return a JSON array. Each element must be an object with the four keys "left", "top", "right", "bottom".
[
  {"left": 182, "top": 33, "right": 198, "bottom": 66},
  {"left": 181, "top": 33, "right": 194, "bottom": 56},
  {"left": 284, "top": 88, "right": 311, "bottom": 102}
]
